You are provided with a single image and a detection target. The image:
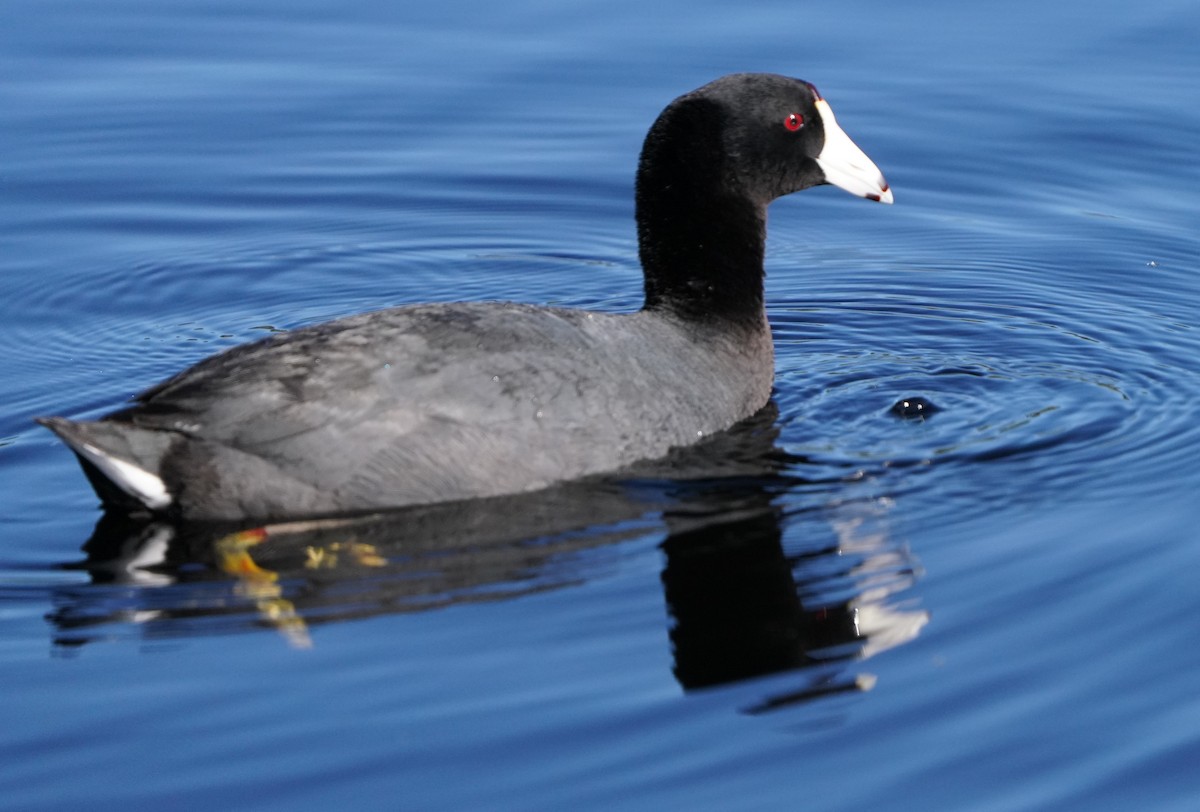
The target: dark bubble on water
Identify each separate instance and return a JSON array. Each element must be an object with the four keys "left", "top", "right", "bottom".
[{"left": 890, "top": 396, "right": 940, "bottom": 420}]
